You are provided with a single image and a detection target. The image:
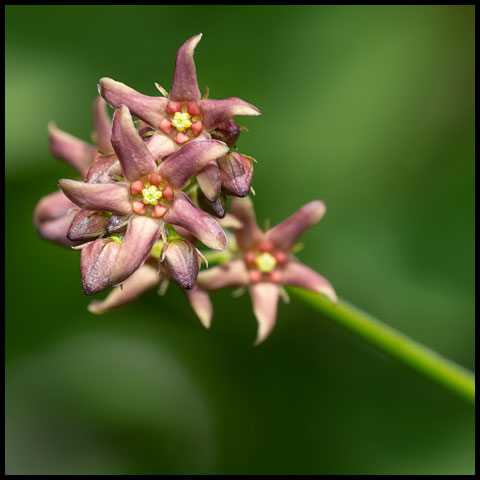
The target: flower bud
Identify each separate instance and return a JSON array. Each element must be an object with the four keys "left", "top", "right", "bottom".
[
  {"left": 197, "top": 190, "right": 226, "bottom": 219},
  {"left": 211, "top": 119, "right": 241, "bottom": 148},
  {"left": 160, "top": 239, "right": 199, "bottom": 290}
]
